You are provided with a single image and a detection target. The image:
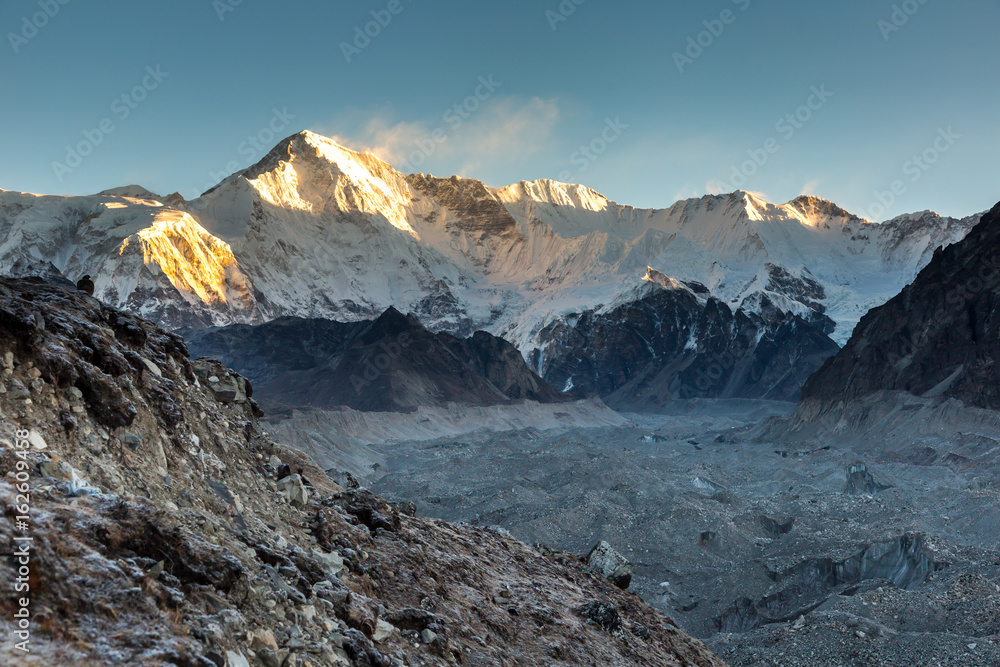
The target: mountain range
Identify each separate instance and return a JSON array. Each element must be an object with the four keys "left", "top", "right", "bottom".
[
  {"left": 4, "top": 130, "right": 999, "bottom": 667},
  {"left": 0, "top": 130, "right": 984, "bottom": 404}
]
